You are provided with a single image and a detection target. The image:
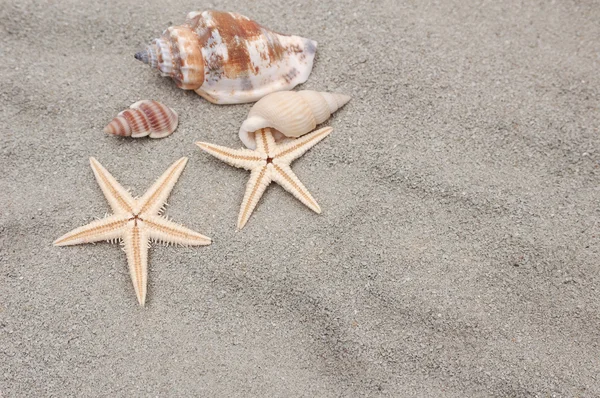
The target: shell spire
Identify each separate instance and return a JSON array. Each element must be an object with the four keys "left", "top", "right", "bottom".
[
  {"left": 134, "top": 10, "right": 318, "bottom": 104},
  {"left": 104, "top": 100, "right": 179, "bottom": 139},
  {"left": 134, "top": 50, "right": 150, "bottom": 64},
  {"left": 320, "top": 93, "right": 353, "bottom": 114},
  {"left": 238, "top": 90, "right": 351, "bottom": 149}
]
